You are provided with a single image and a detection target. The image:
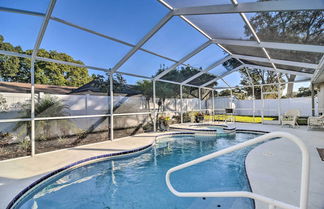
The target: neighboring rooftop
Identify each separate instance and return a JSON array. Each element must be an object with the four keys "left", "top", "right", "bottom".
[
  {"left": 70, "top": 79, "right": 141, "bottom": 96},
  {"left": 0, "top": 81, "right": 76, "bottom": 94},
  {"left": 0, "top": 81, "right": 142, "bottom": 96}
]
